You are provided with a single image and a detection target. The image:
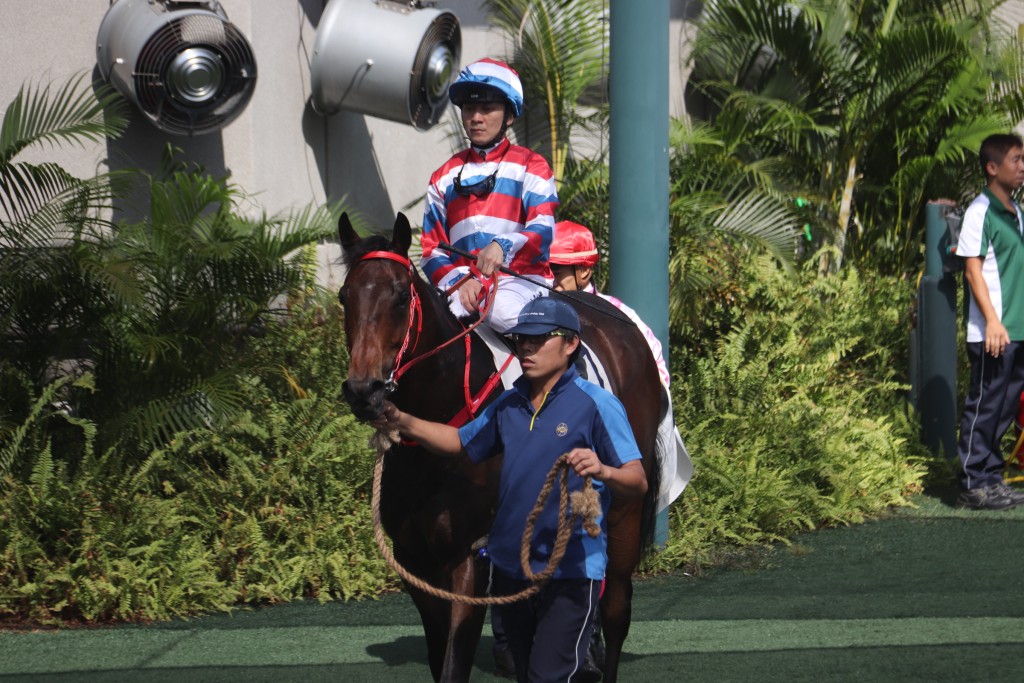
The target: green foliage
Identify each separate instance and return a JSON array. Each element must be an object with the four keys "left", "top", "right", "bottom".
[
  {"left": 0, "top": 74, "right": 385, "bottom": 625},
  {"left": 246, "top": 290, "right": 351, "bottom": 403},
  {"left": 155, "top": 385, "right": 387, "bottom": 605},
  {"left": 1, "top": 73, "right": 128, "bottom": 400},
  {"left": 687, "top": 0, "right": 1023, "bottom": 274},
  {"left": 0, "top": 301, "right": 389, "bottom": 624},
  {"left": 0, "top": 380, "right": 224, "bottom": 623},
  {"left": 485, "top": 0, "right": 608, "bottom": 182},
  {"left": 649, "top": 254, "right": 928, "bottom": 571},
  {"left": 80, "top": 161, "right": 339, "bottom": 451},
  {"left": 2, "top": 142, "right": 340, "bottom": 455},
  {"left": 668, "top": 121, "right": 803, "bottom": 334}
]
